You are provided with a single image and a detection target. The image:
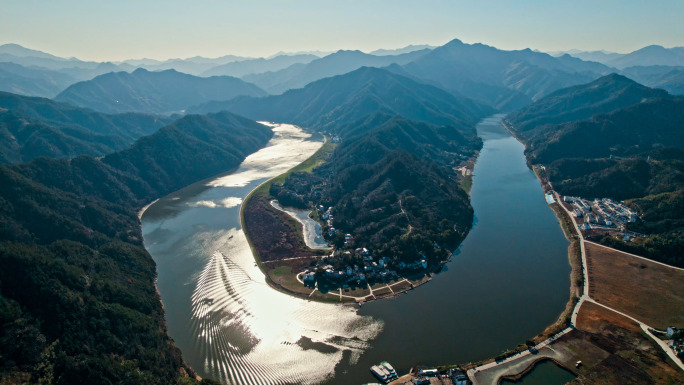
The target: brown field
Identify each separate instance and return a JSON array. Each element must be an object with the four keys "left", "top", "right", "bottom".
[
  {"left": 584, "top": 241, "right": 684, "bottom": 329},
  {"left": 576, "top": 301, "right": 640, "bottom": 333},
  {"left": 562, "top": 301, "right": 684, "bottom": 384}
]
